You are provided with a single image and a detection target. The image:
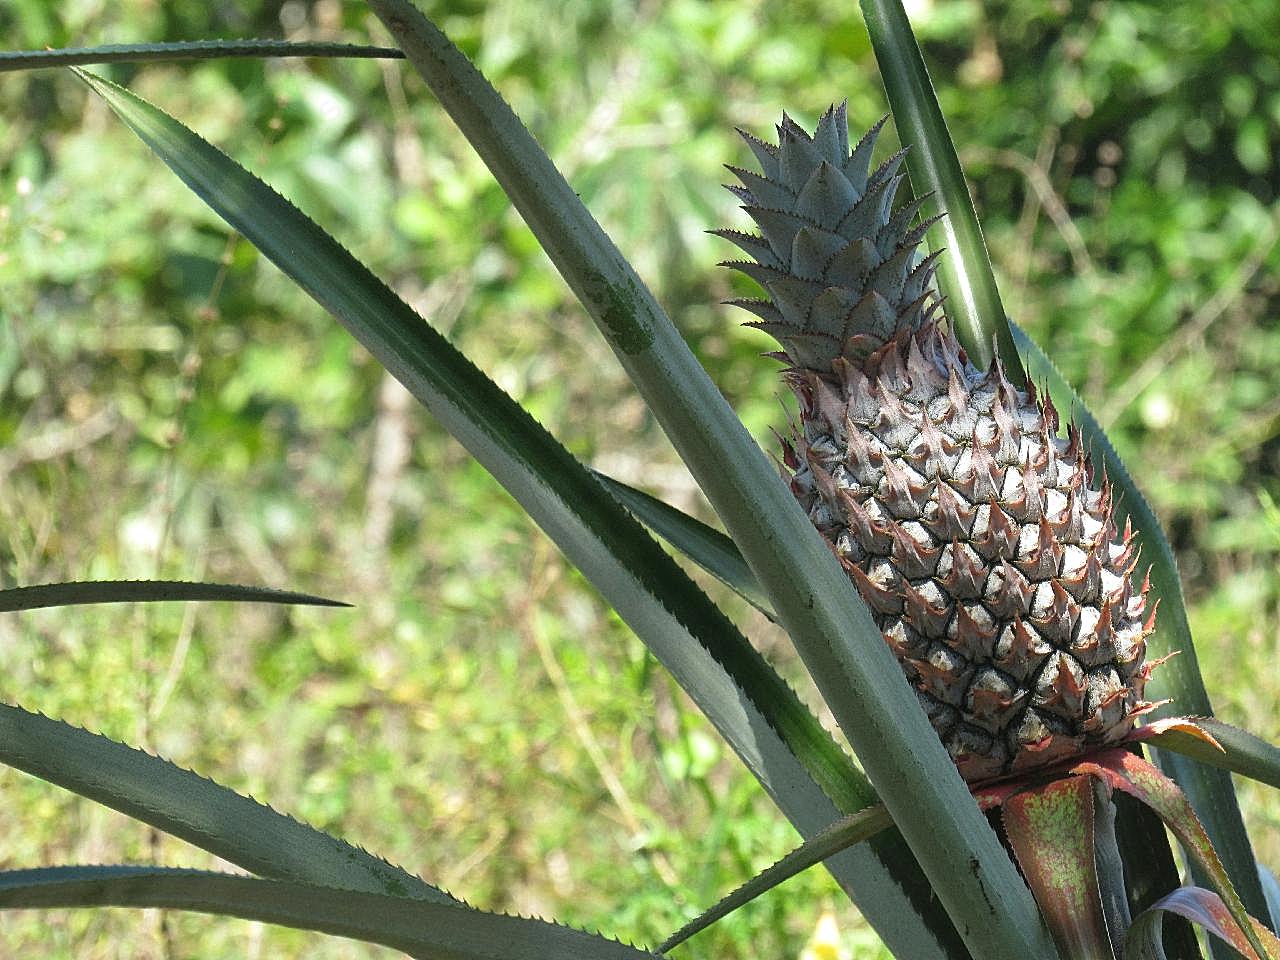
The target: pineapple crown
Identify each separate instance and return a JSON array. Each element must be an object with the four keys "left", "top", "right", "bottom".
[{"left": 717, "top": 103, "right": 945, "bottom": 373}]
